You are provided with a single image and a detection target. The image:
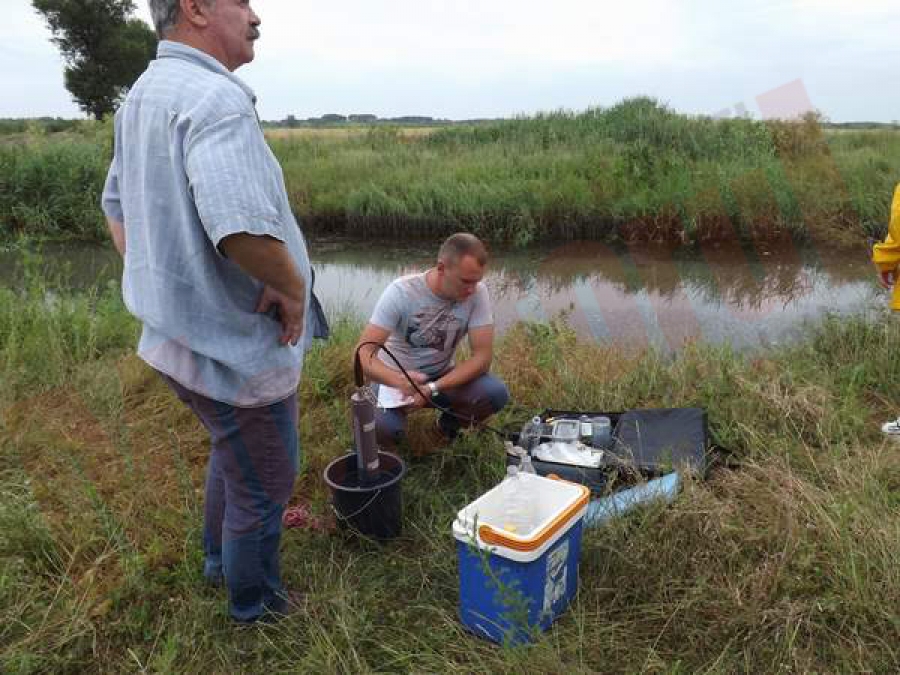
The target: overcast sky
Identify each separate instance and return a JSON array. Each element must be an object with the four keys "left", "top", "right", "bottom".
[{"left": 2, "top": 0, "right": 898, "bottom": 122}]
